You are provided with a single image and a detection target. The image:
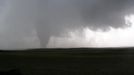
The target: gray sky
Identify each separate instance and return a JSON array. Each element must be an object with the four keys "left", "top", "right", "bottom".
[{"left": 0, "top": 0, "right": 134, "bottom": 49}]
